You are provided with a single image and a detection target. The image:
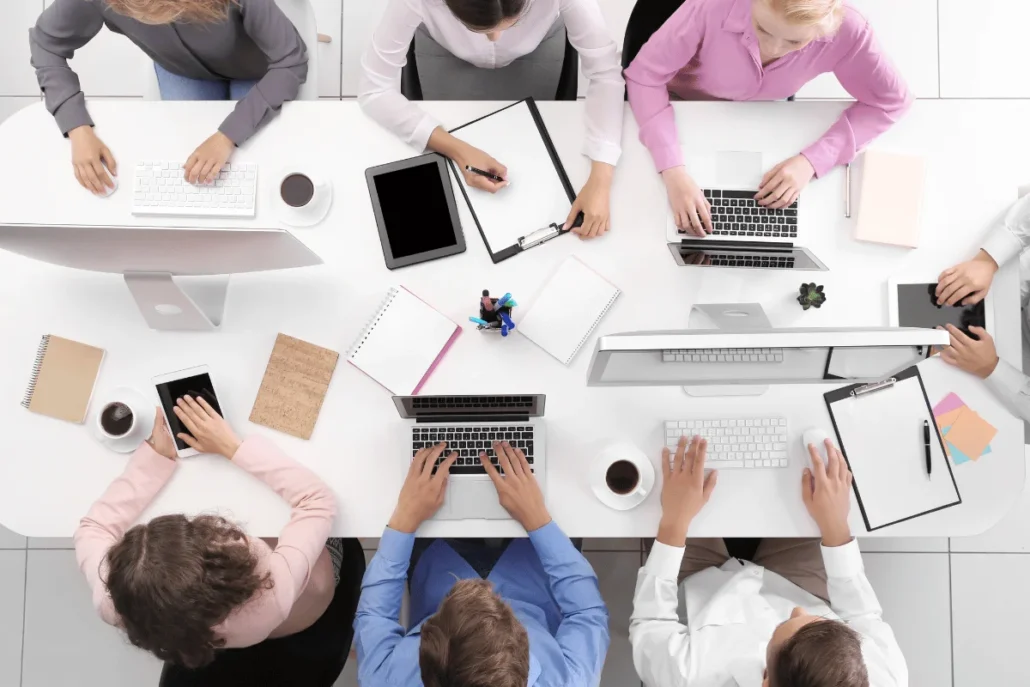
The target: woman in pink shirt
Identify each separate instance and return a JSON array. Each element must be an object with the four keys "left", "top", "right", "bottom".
[
  {"left": 74, "top": 396, "right": 345, "bottom": 679},
  {"left": 625, "top": 0, "right": 912, "bottom": 236}
]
